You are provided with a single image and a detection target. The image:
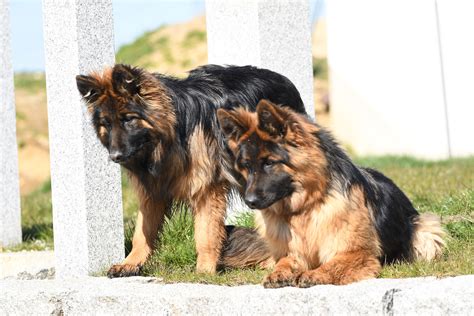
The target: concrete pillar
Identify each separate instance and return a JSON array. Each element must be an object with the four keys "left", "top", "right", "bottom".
[
  {"left": 0, "top": 0, "right": 21, "bottom": 248},
  {"left": 206, "top": 0, "right": 315, "bottom": 220},
  {"left": 205, "top": 0, "right": 315, "bottom": 117},
  {"left": 326, "top": 0, "right": 450, "bottom": 159},
  {"left": 42, "top": 0, "right": 124, "bottom": 278}
]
